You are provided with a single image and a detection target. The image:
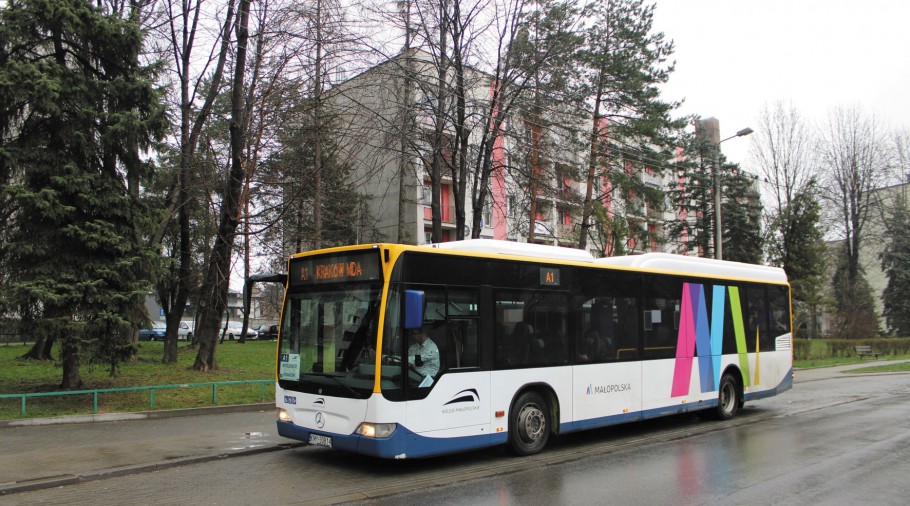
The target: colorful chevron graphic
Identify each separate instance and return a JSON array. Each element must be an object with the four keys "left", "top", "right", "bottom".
[{"left": 671, "top": 283, "right": 754, "bottom": 397}]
